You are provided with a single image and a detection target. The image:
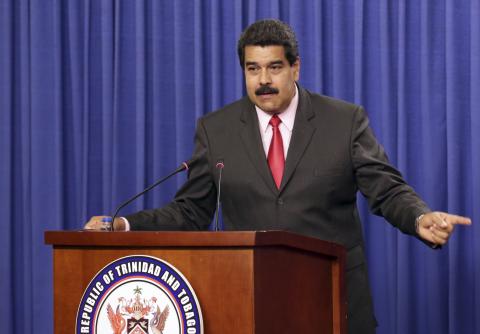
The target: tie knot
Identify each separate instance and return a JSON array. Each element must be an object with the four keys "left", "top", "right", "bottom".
[{"left": 269, "top": 114, "right": 282, "bottom": 128}]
